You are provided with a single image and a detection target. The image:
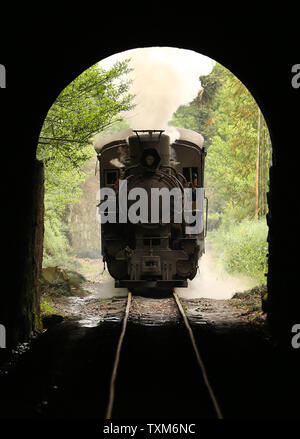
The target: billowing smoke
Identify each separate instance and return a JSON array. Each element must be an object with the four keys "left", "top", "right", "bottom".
[
  {"left": 99, "top": 47, "right": 215, "bottom": 140},
  {"left": 176, "top": 248, "right": 255, "bottom": 300}
]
